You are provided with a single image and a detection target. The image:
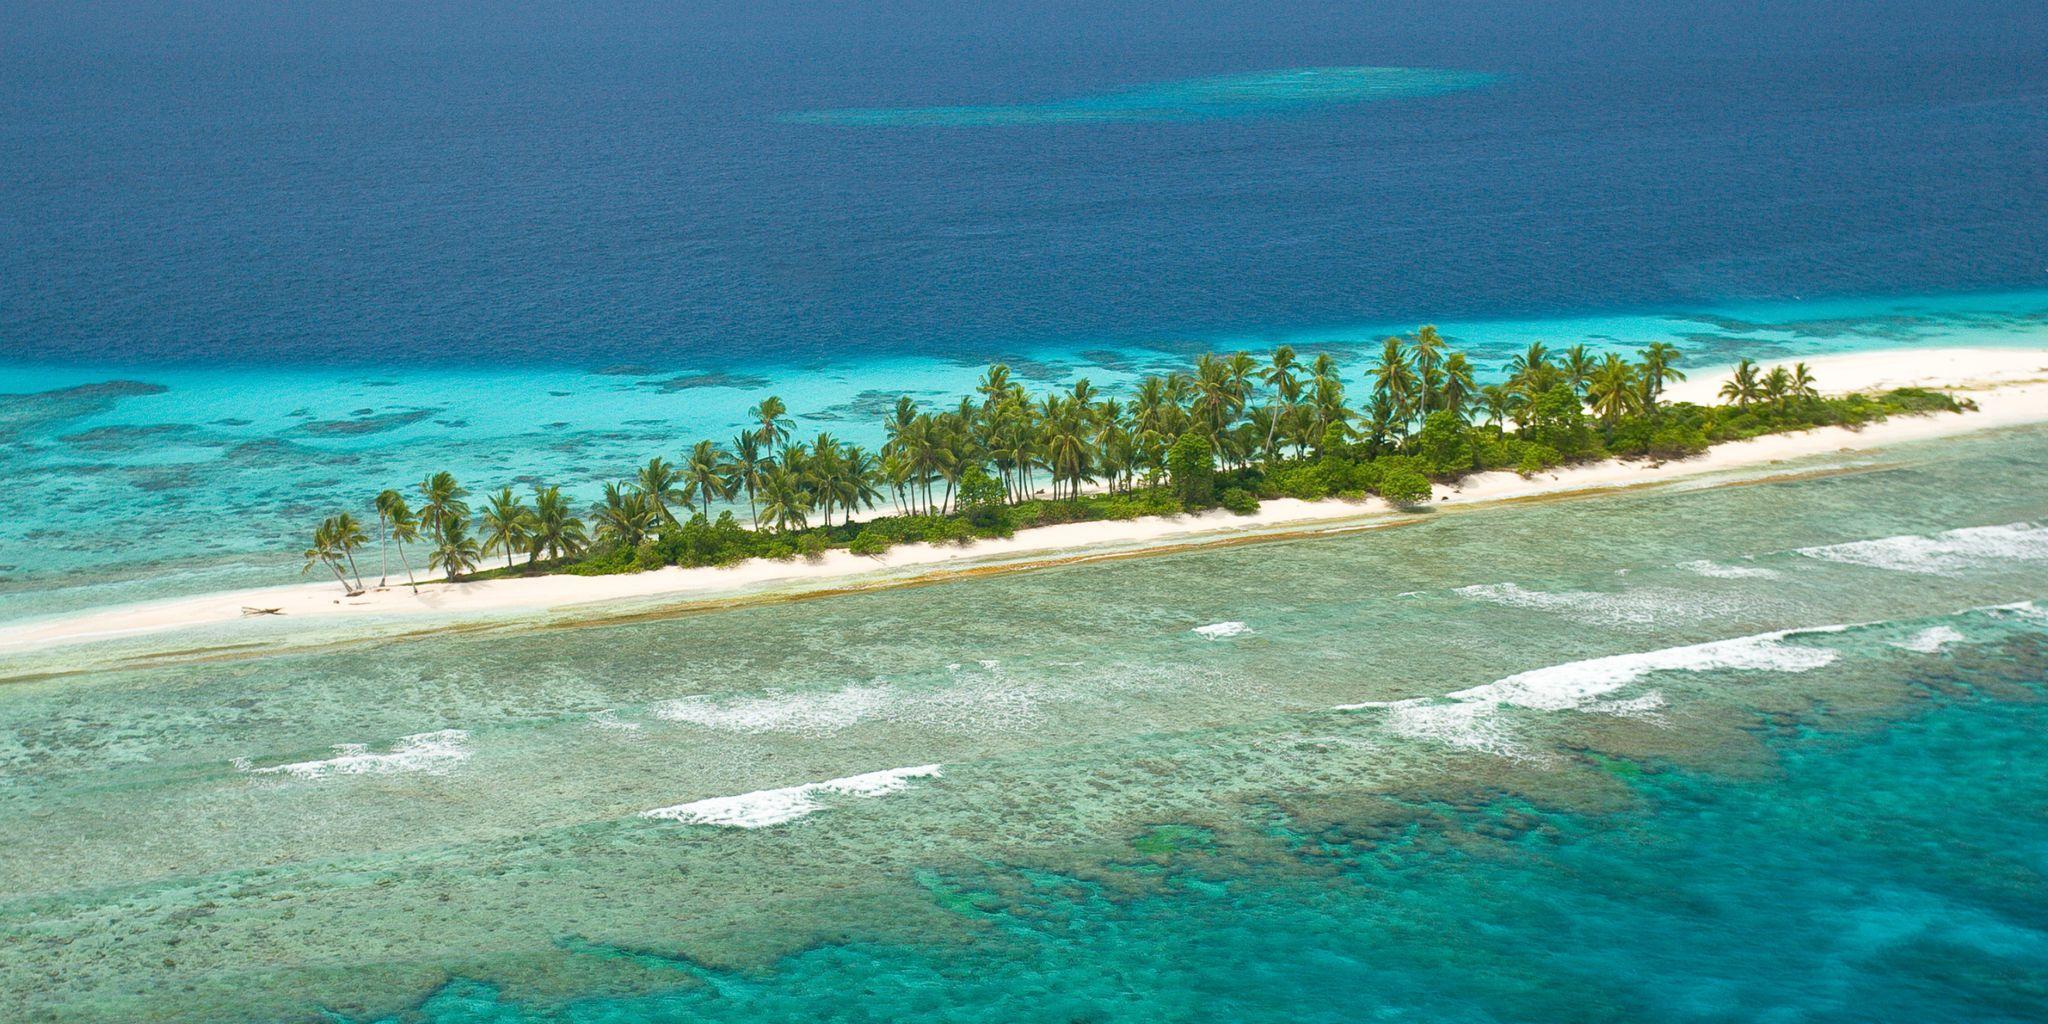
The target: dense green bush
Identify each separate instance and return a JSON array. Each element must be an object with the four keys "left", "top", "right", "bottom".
[
  {"left": 1378, "top": 467, "right": 1432, "bottom": 505},
  {"left": 1219, "top": 487, "right": 1260, "bottom": 515},
  {"left": 1167, "top": 432, "right": 1216, "bottom": 507}
]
